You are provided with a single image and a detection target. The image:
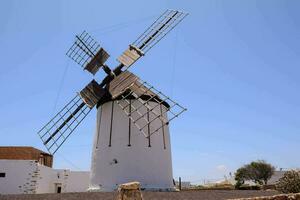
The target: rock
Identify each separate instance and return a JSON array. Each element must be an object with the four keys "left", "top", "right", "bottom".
[
  {"left": 293, "top": 193, "right": 300, "bottom": 200},
  {"left": 228, "top": 193, "right": 300, "bottom": 200},
  {"left": 118, "top": 182, "right": 141, "bottom": 190},
  {"left": 116, "top": 182, "right": 143, "bottom": 200},
  {"left": 273, "top": 194, "right": 288, "bottom": 200}
]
